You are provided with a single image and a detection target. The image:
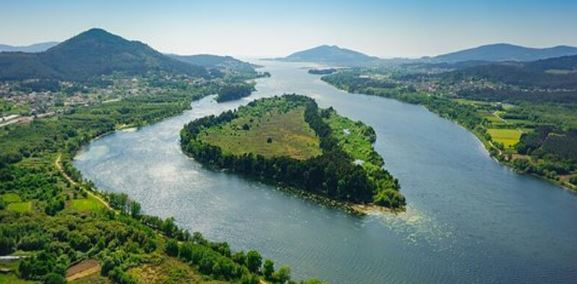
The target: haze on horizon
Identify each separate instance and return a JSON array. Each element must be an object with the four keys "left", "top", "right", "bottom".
[{"left": 1, "top": 0, "right": 577, "bottom": 58}]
